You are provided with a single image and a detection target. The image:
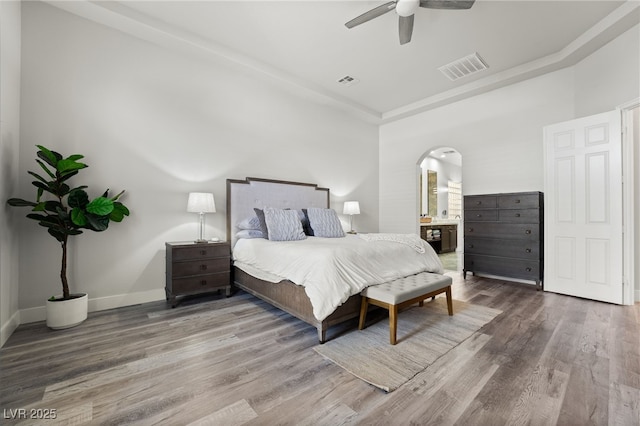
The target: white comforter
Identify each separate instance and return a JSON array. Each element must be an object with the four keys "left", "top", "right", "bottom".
[{"left": 232, "top": 234, "right": 443, "bottom": 321}]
